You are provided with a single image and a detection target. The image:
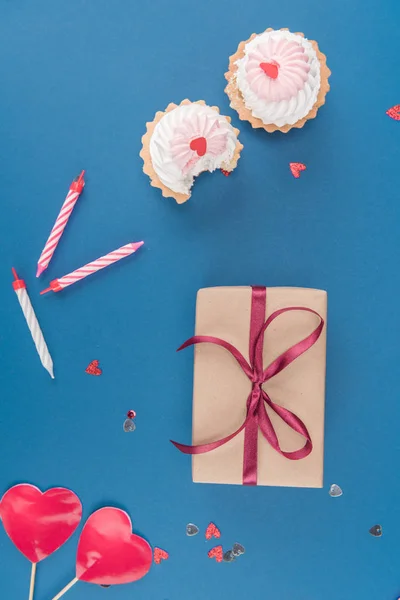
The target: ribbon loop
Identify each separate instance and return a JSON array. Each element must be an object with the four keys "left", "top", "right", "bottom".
[{"left": 172, "top": 288, "right": 324, "bottom": 486}]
